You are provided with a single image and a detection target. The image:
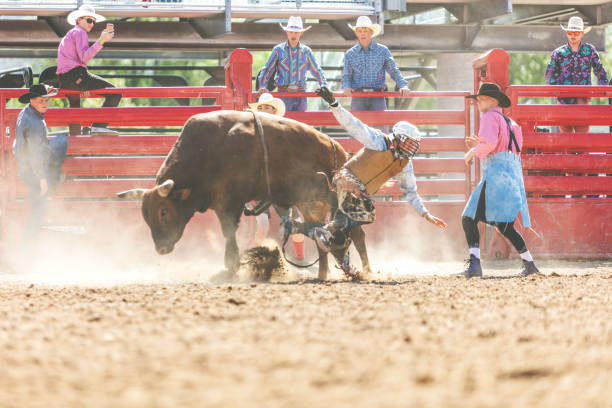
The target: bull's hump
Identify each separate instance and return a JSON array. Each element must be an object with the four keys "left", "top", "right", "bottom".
[{"left": 189, "top": 110, "right": 250, "bottom": 124}]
